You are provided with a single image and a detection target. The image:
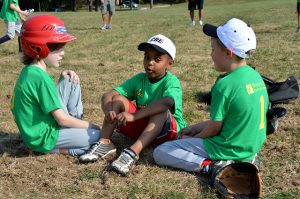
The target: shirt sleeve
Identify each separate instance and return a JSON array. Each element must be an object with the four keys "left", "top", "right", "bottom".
[
  {"left": 162, "top": 76, "right": 182, "bottom": 114},
  {"left": 114, "top": 74, "right": 139, "bottom": 101},
  {"left": 37, "top": 79, "right": 62, "bottom": 114}
]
